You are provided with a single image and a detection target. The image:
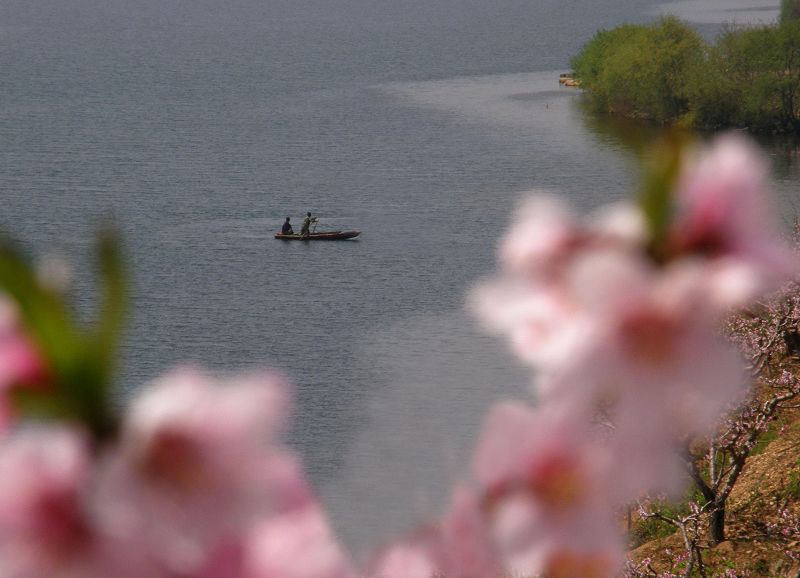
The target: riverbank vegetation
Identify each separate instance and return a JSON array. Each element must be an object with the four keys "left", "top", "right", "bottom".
[{"left": 570, "top": 13, "right": 800, "bottom": 133}]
